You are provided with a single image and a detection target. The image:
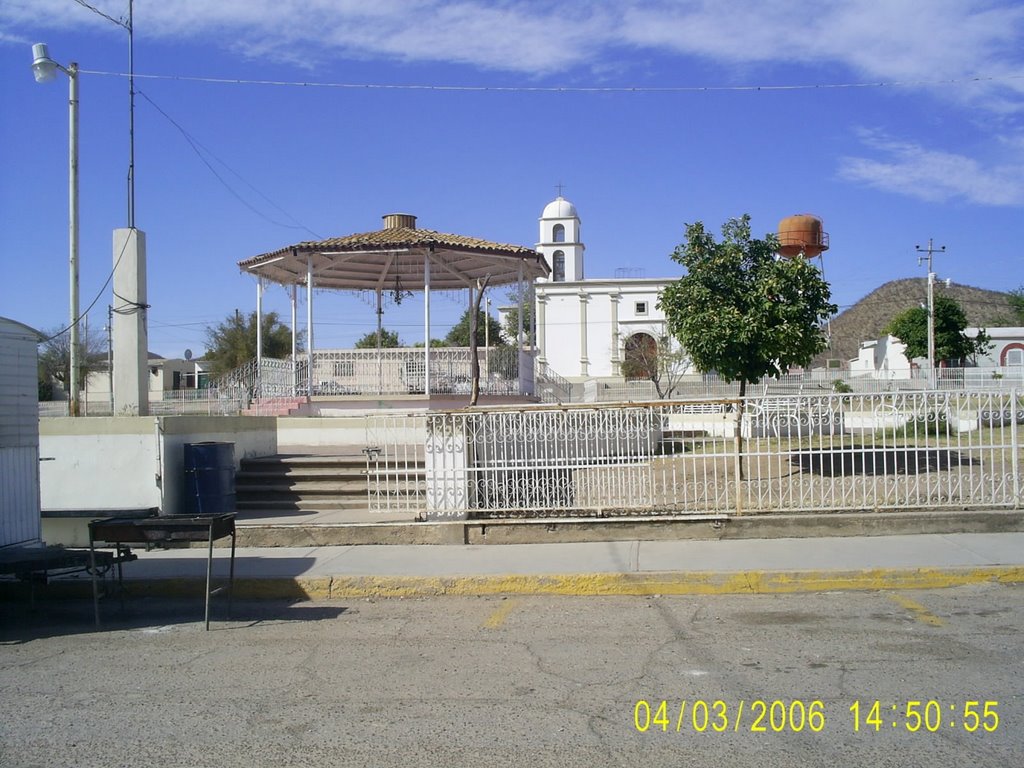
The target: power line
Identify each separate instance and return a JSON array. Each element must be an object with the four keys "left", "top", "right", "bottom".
[
  {"left": 79, "top": 69, "right": 1024, "bottom": 94},
  {"left": 136, "top": 89, "right": 321, "bottom": 237},
  {"left": 71, "top": 0, "right": 130, "bottom": 30}
]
